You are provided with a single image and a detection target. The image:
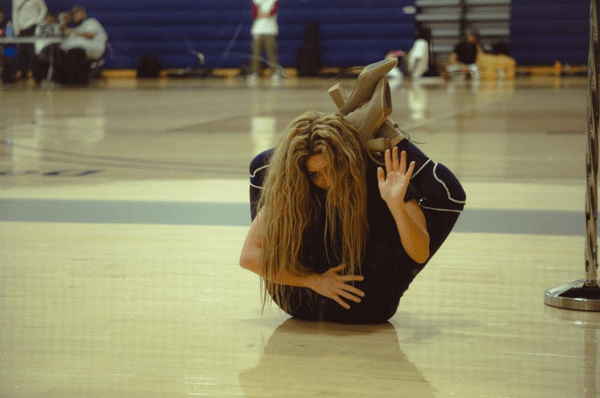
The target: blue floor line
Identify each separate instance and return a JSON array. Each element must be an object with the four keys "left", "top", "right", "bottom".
[{"left": 0, "top": 199, "right": 587, "bottom": 236}]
